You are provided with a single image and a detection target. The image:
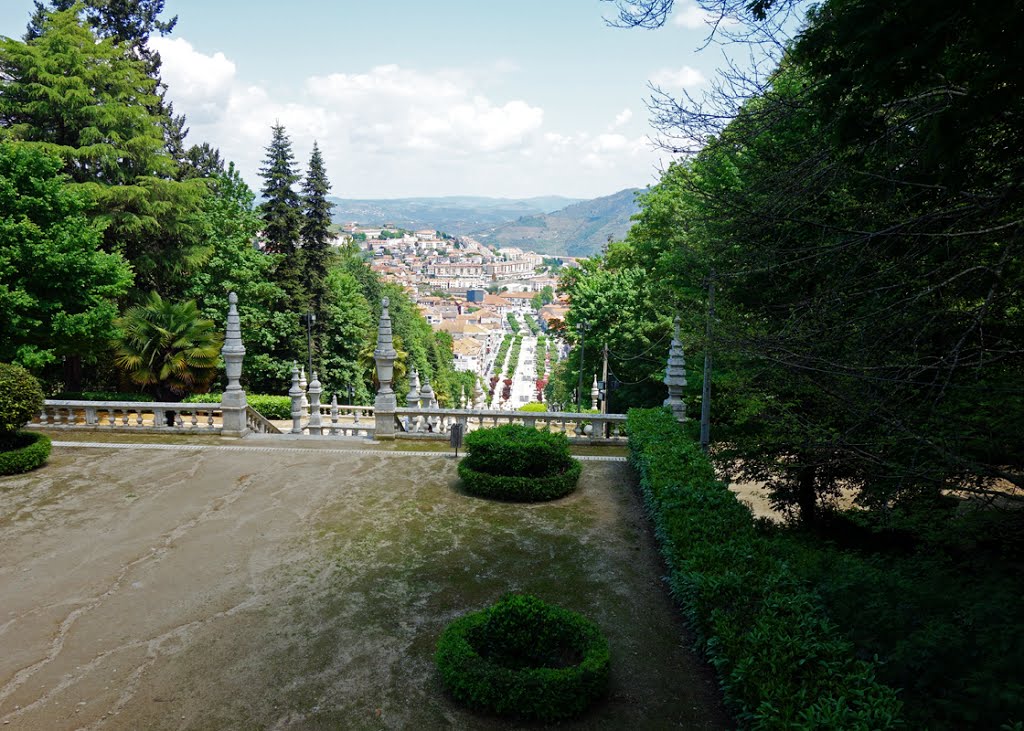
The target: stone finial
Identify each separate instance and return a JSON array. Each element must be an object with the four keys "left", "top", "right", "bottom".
[
  {"left": 460, "top": 385, "right": 466, "bottom": 410},
  {"left": 288, "top": 363, "right": 304, "bottom": 434},
  {"left": 472, "top": 378, "right": 485, "bottom": 409},
  {"left": 591, "top": 373, "right": 600, "bottom": 411},
  {"left": 373, "top": 297, "right": 399, "bottom": 438},
  {"left": 308, "top": 370, "right": 323, "bottom": 433},
  {"left": 663, "top": 316, "right": 687, "bottom": 422},
  {"left": 419, "top": 373, "right": 434, "bottom": 410},
  {"left": 407, "top": 368, "right": 421, "bottom": 406},
  {"left": 222, "top": 291, "right": 246, "bottom": 393},
  {"left": 299, "top": 367, "right": 309, "bottom": 412}
]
